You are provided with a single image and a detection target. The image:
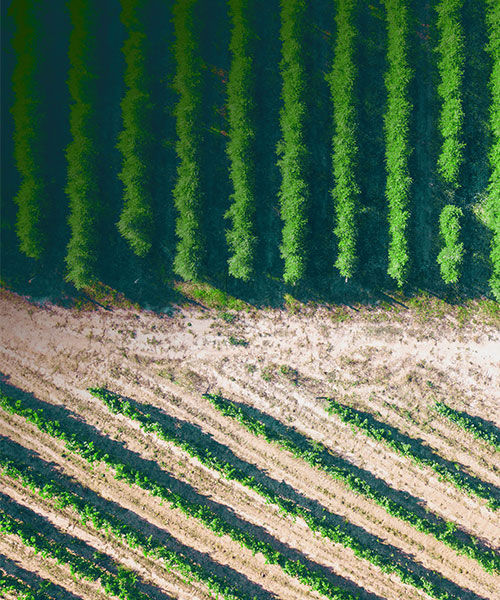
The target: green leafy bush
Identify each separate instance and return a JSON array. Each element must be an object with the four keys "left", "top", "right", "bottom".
[
  {"left": 434, "top": 400, "right": 500, "bottom": 451},
  {"left": 89, "top": 387, "right": 473, "bottom": 600},
  {"left": 325, "top": 398, "right": 500, "bottom": 510},
  {"left": 0, "top": 390, "right": 358, "bottom": 600},
  {"left": 0, "top": 510, "right": 147, "bottom": 600},
  {"left": 0, "top": 451, "right": 249, "bottom": 600}
]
